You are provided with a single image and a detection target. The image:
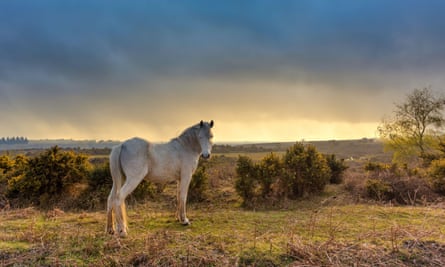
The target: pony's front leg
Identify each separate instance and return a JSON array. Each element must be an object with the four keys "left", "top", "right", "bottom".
[{"left": 177, "top": 172, "right": 192, "bottom": 225}]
